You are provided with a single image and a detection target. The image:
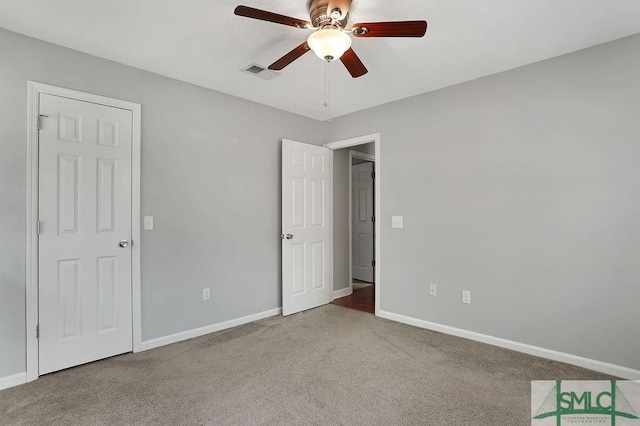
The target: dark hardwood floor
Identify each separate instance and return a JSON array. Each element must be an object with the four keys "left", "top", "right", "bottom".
[{"left": 331, "top": 284, "right": 374, "bottom": 314}]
